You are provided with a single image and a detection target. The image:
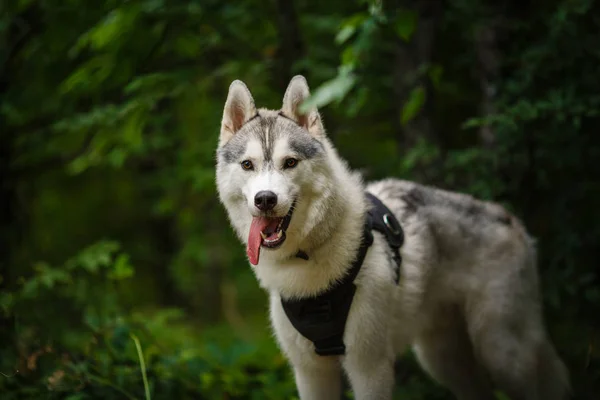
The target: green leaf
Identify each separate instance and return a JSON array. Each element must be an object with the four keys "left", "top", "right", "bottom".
[
  {"left": 428, "top": 65, "right": 443, "bottom": 89},
  {"left": 395, "top": 9, "right": 418, "bottom": 42},
  {"left": 68, "top": 241, "right": 120, "bottom": 272},
  {"left": 107, "top": 148, "right": 128, "bottom": 168},
  {"left": 0, "top": 292, "right": 14, "bottom": 314},
  {"left": 108, "top": 254, "right": 135, "bottom": 280},
  {"left": 60, "top": 55, "right": 116, "bottom": 95},
  {"left": 400, "top": 86, "right": 426, "bottom": 125},
  {"left": 299, "top": 68, "right": 356, "bottom": 112},
  {"left": 86, "top": 8, "right": 138, "bottom": 51},
  {"left": 341, "top": 47, "right": 357, "bottom": 68},
  {"left": 65, "top": 394, "right": 86, "bottom": 400},
  {"left": 39, "top": 267, "right": 70, "bottom": 288},
  {"left": 335, "top": 25, "right": 356, "bottom": 45},
  {"left": 335, "top": 13, "right": 367, "bottom": 45},
  {"left": 494, "top": 391, "right": 512, "bottom": 400}
]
